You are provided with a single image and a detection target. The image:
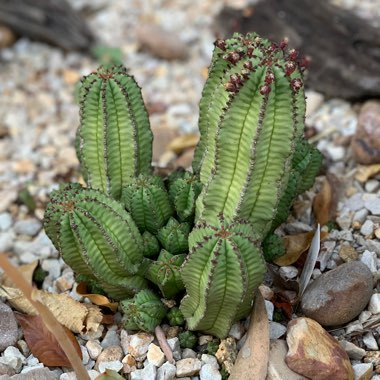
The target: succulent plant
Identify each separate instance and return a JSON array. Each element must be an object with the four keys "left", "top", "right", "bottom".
[
  {"left": 180, "top": 215, "right": 265, "bottom": 338},
  {"left": 178, "top": 330, "right": 198, "bottom": 349},
  {"left": 157, "top": 218, "right": 190, "bottom": 255},
  {"left": 146, "top": 250, "right": 186, "bottom": 299},
  {"left": 76, "top": 65, "right": 153, "bottom": 200},
  {"left": 44, "top": 183, "right": 148, "bottom": 299},
  {"left": 167, "top": 306, "right": 185, "bottom": 326},
  {"left": 168, "top": 171, "right": 202, "bottom": 222},
  {"left": 194, "top": 33, "right": 309, "bottom": 238},
  {"left": 141, "top": 231, "right": 161, "bottom": 258},
  {"left": 120, "top": 289, "right": 167, "bottom": 332},
  {"left": 122, "top": 174, "right": 173, "bottom": 234},
  {"left": 43, "top": 32, "right": 322, "bottom": 339}
]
